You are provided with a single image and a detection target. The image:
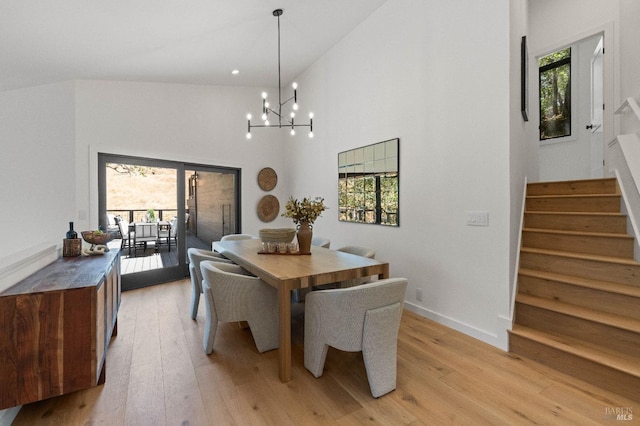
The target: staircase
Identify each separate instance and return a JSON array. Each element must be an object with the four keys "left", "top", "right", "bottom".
[{"left": 509, "top": 177, "right": 640, "bottom": 400}]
